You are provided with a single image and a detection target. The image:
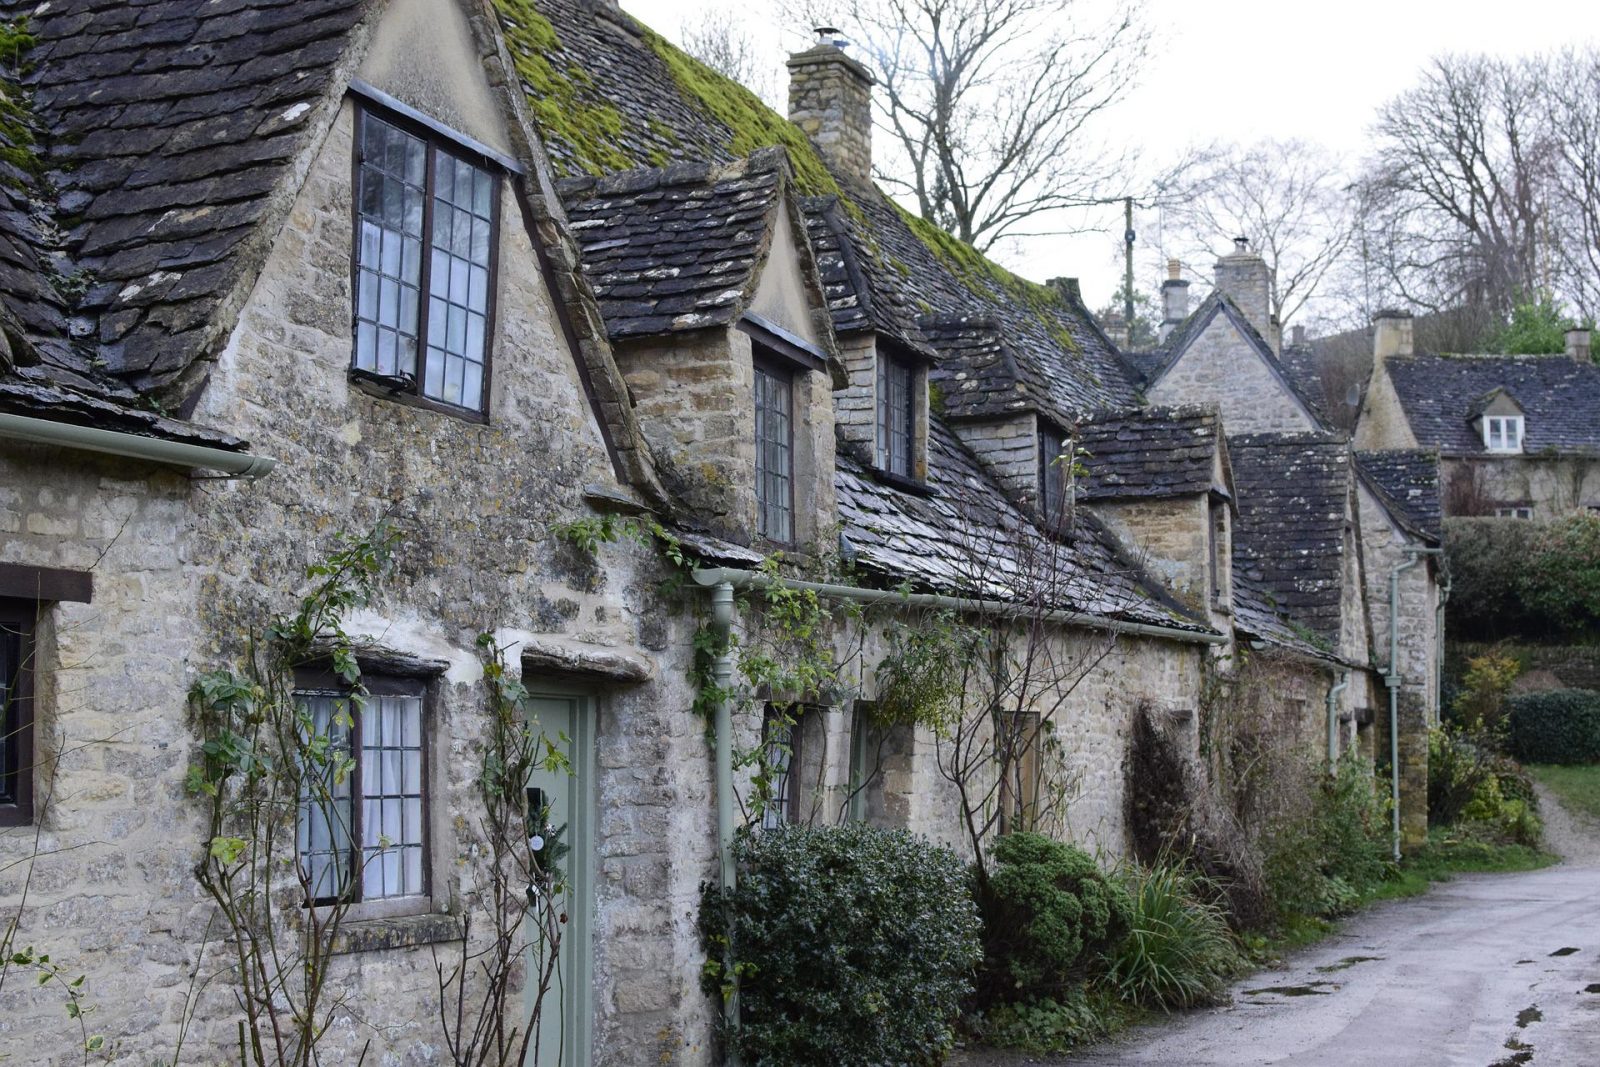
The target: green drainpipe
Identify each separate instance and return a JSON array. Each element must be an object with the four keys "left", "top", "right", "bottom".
[
  {"left": 0, "top": 411, "right": 276, "bottom": 478},
  {"left": 708, "top": 581, "right": 741, "bottom": 1065}
]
